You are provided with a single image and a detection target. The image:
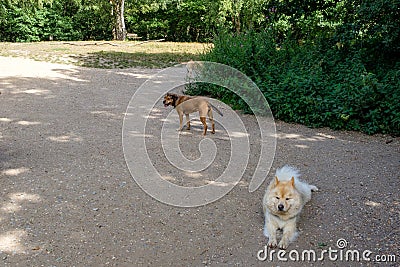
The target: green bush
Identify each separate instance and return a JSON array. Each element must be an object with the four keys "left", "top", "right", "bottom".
[
  {"left": 126, "top": 0, "right": 213, "bottom": 42},
  {"left": 0, "top": 6, "right": 41, "bottom": 42},
  {"left": 38, "top": 7, "right": 81, "bottom": 41},
  {"left": 0, "top": 0, "right": 112, "bottom": 42},
  {"left": 187, "top": 32, "right": 400, "bottom": 135},
  {"left": 73, "top": 3, "right": 113, "bottom": 41}
]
